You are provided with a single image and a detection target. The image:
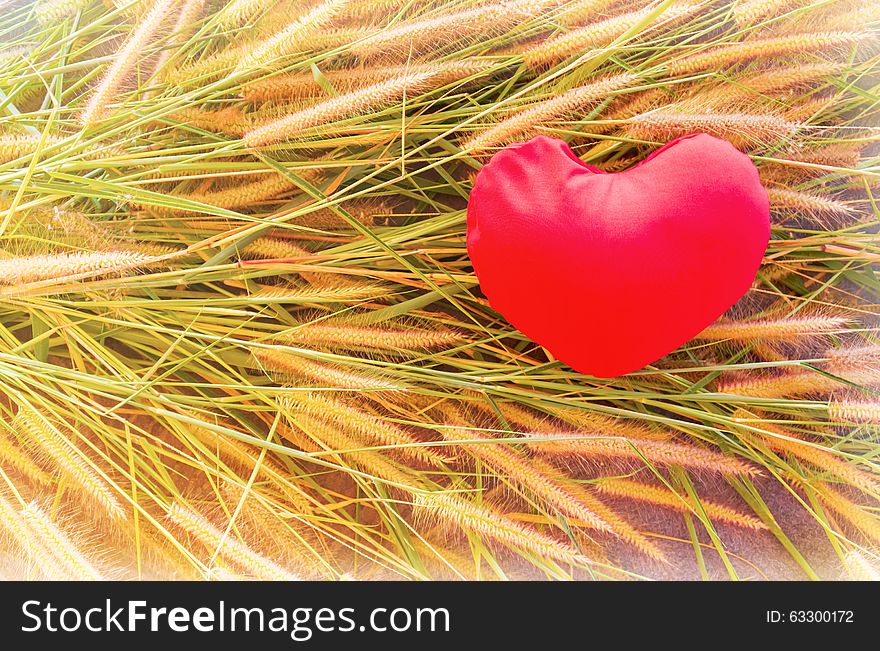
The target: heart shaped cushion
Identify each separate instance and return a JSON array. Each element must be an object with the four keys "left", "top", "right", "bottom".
[{"left": 467, "top": 133, "right": 770, "bottom": 378}]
